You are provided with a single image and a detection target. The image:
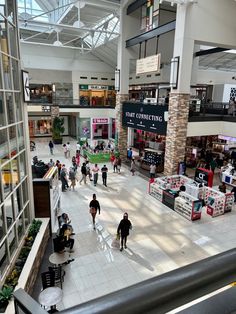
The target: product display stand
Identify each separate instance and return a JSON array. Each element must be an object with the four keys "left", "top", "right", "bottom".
[
  {"left": 149, "top": 182, "right": 165, "bottom": 201},
  {"left": 204, "top": 187, "right": 225, "bottom": 217},
  {"left": 224, "top": 193, "right": 234, "bottom": 213},
  {"left": 174, "top": 192, "right": 202, "bottom": 221}
]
